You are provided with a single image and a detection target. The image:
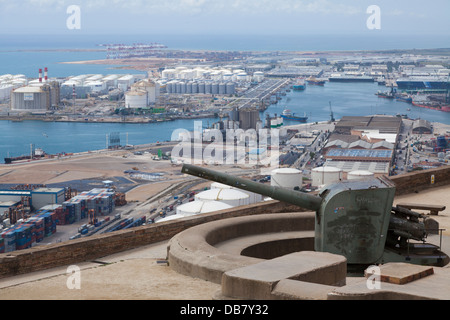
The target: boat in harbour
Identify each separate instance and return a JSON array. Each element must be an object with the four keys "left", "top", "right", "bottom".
[
  {"left": 306, "top": 77, "right": 326, "bottom": 86},
  {"left": 395, "top": 93, "right": 413, "bottom": 104},
  {"left": 411, "top": 95, "right": 450, "bottom": 112},
  {"left": 281, "top": 109, "right": 308, "bottom": 123},
  {"left": 293, "top": 78, "right": 306, "bottom": 91}
]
